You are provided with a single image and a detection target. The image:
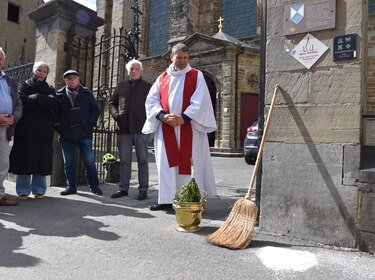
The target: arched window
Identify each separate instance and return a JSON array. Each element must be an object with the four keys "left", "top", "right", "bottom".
[
  {"left": 147, "top": 0, "right": 171, "bottom": 57},
  {"left": 221, "top": 0, "right": 258, "bottom": 38}
]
